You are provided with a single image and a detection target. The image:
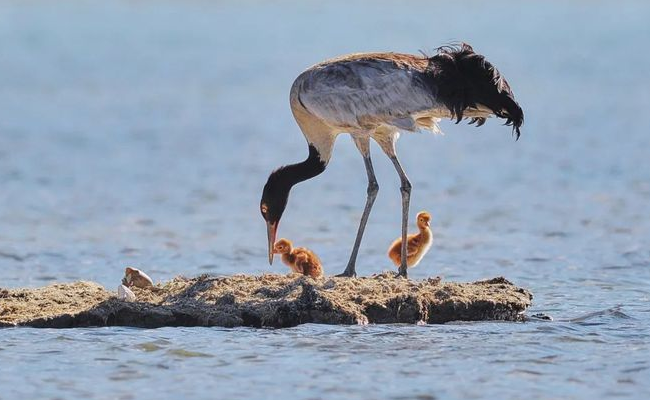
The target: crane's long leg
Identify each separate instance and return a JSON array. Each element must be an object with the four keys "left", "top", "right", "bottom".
[
  {"left": 389, "top": 154, "right": 411, "bottom": 278},
  {"left": 338, "top": 152, "right": 379, "bottom": 277}
]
